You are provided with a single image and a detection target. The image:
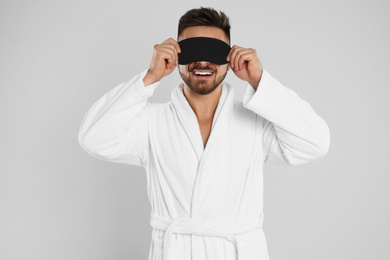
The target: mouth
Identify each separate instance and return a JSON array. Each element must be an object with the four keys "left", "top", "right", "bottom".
[{"left": 192, "top": 70, "right": 215, "bottom": 79}]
